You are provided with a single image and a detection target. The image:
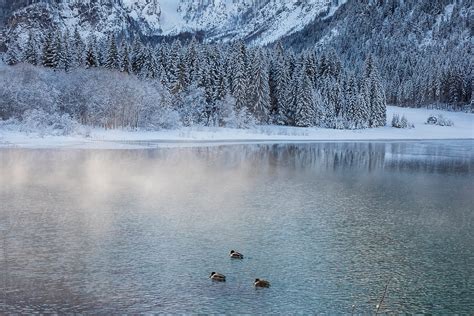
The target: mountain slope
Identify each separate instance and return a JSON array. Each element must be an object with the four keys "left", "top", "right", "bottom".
[
  {"left": 0, "top": 0, "right": 345, "bottom": 45},
  {"left": 282, "top": 0, "right": 472, "bottom": 108}
]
